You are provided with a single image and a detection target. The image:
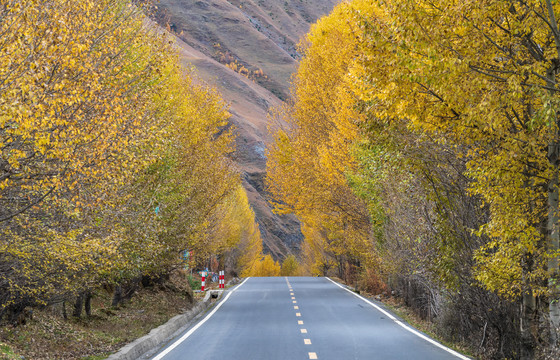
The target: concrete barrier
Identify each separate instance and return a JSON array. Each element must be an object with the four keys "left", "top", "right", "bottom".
[{"left": 105, "top": 290, "right": 223, "bottom": 360}]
